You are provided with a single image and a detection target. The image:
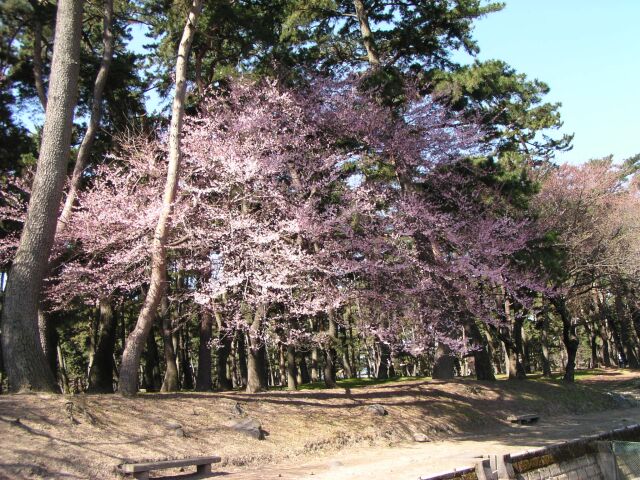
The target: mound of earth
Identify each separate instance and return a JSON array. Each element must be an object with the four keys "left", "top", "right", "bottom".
[{"left": 1, "top": 369, "right": 639, "bottom": 479}]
